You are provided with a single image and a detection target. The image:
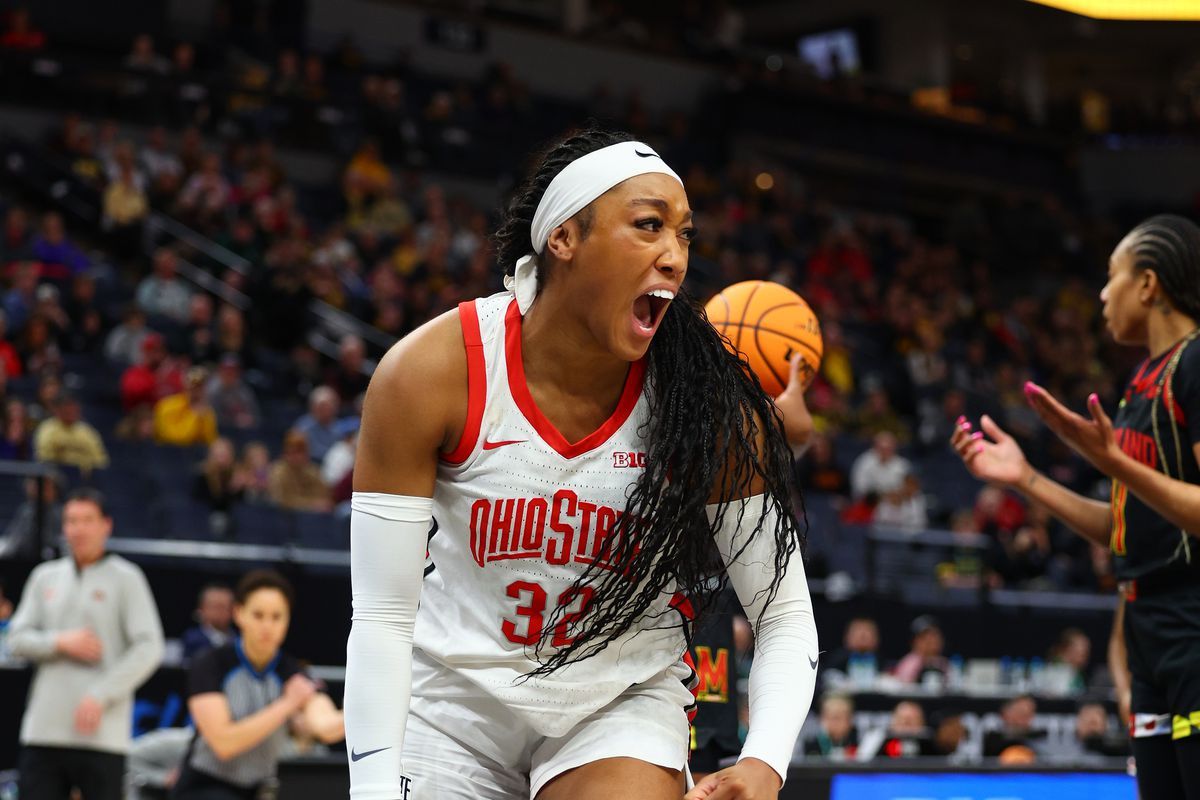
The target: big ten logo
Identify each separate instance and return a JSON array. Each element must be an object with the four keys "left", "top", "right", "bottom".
[
  {"left": 693, "top": 646, "right": 730, "bottom": 702},
  {"left": 612, "top": 451, "right": 647, "bottom": 469}
]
